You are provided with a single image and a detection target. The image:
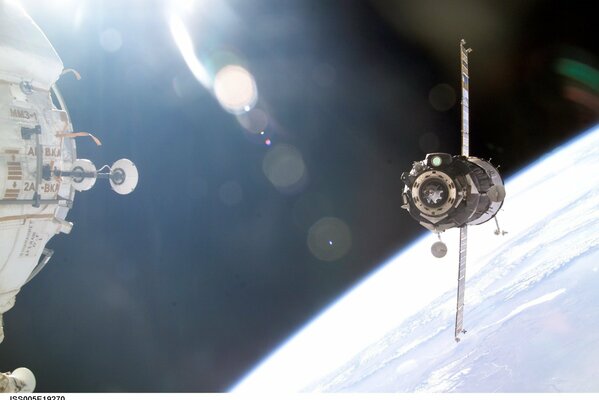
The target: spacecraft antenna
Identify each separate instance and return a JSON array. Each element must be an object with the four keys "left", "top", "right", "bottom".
[
  {"left": 62, "top": 158, "right": 138, "bottom": 195},
  {"left": 69, "top": 159, "right": 97, "bottom": 191},
  {"left": 431, "top": 235, "right": 448, "bottom": 258},
  {"left": 0, "top": 368, "right": 36, "bottom": 393},
  {"left": 107, "top": 158, "right": 139, "bottom": 195}
]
